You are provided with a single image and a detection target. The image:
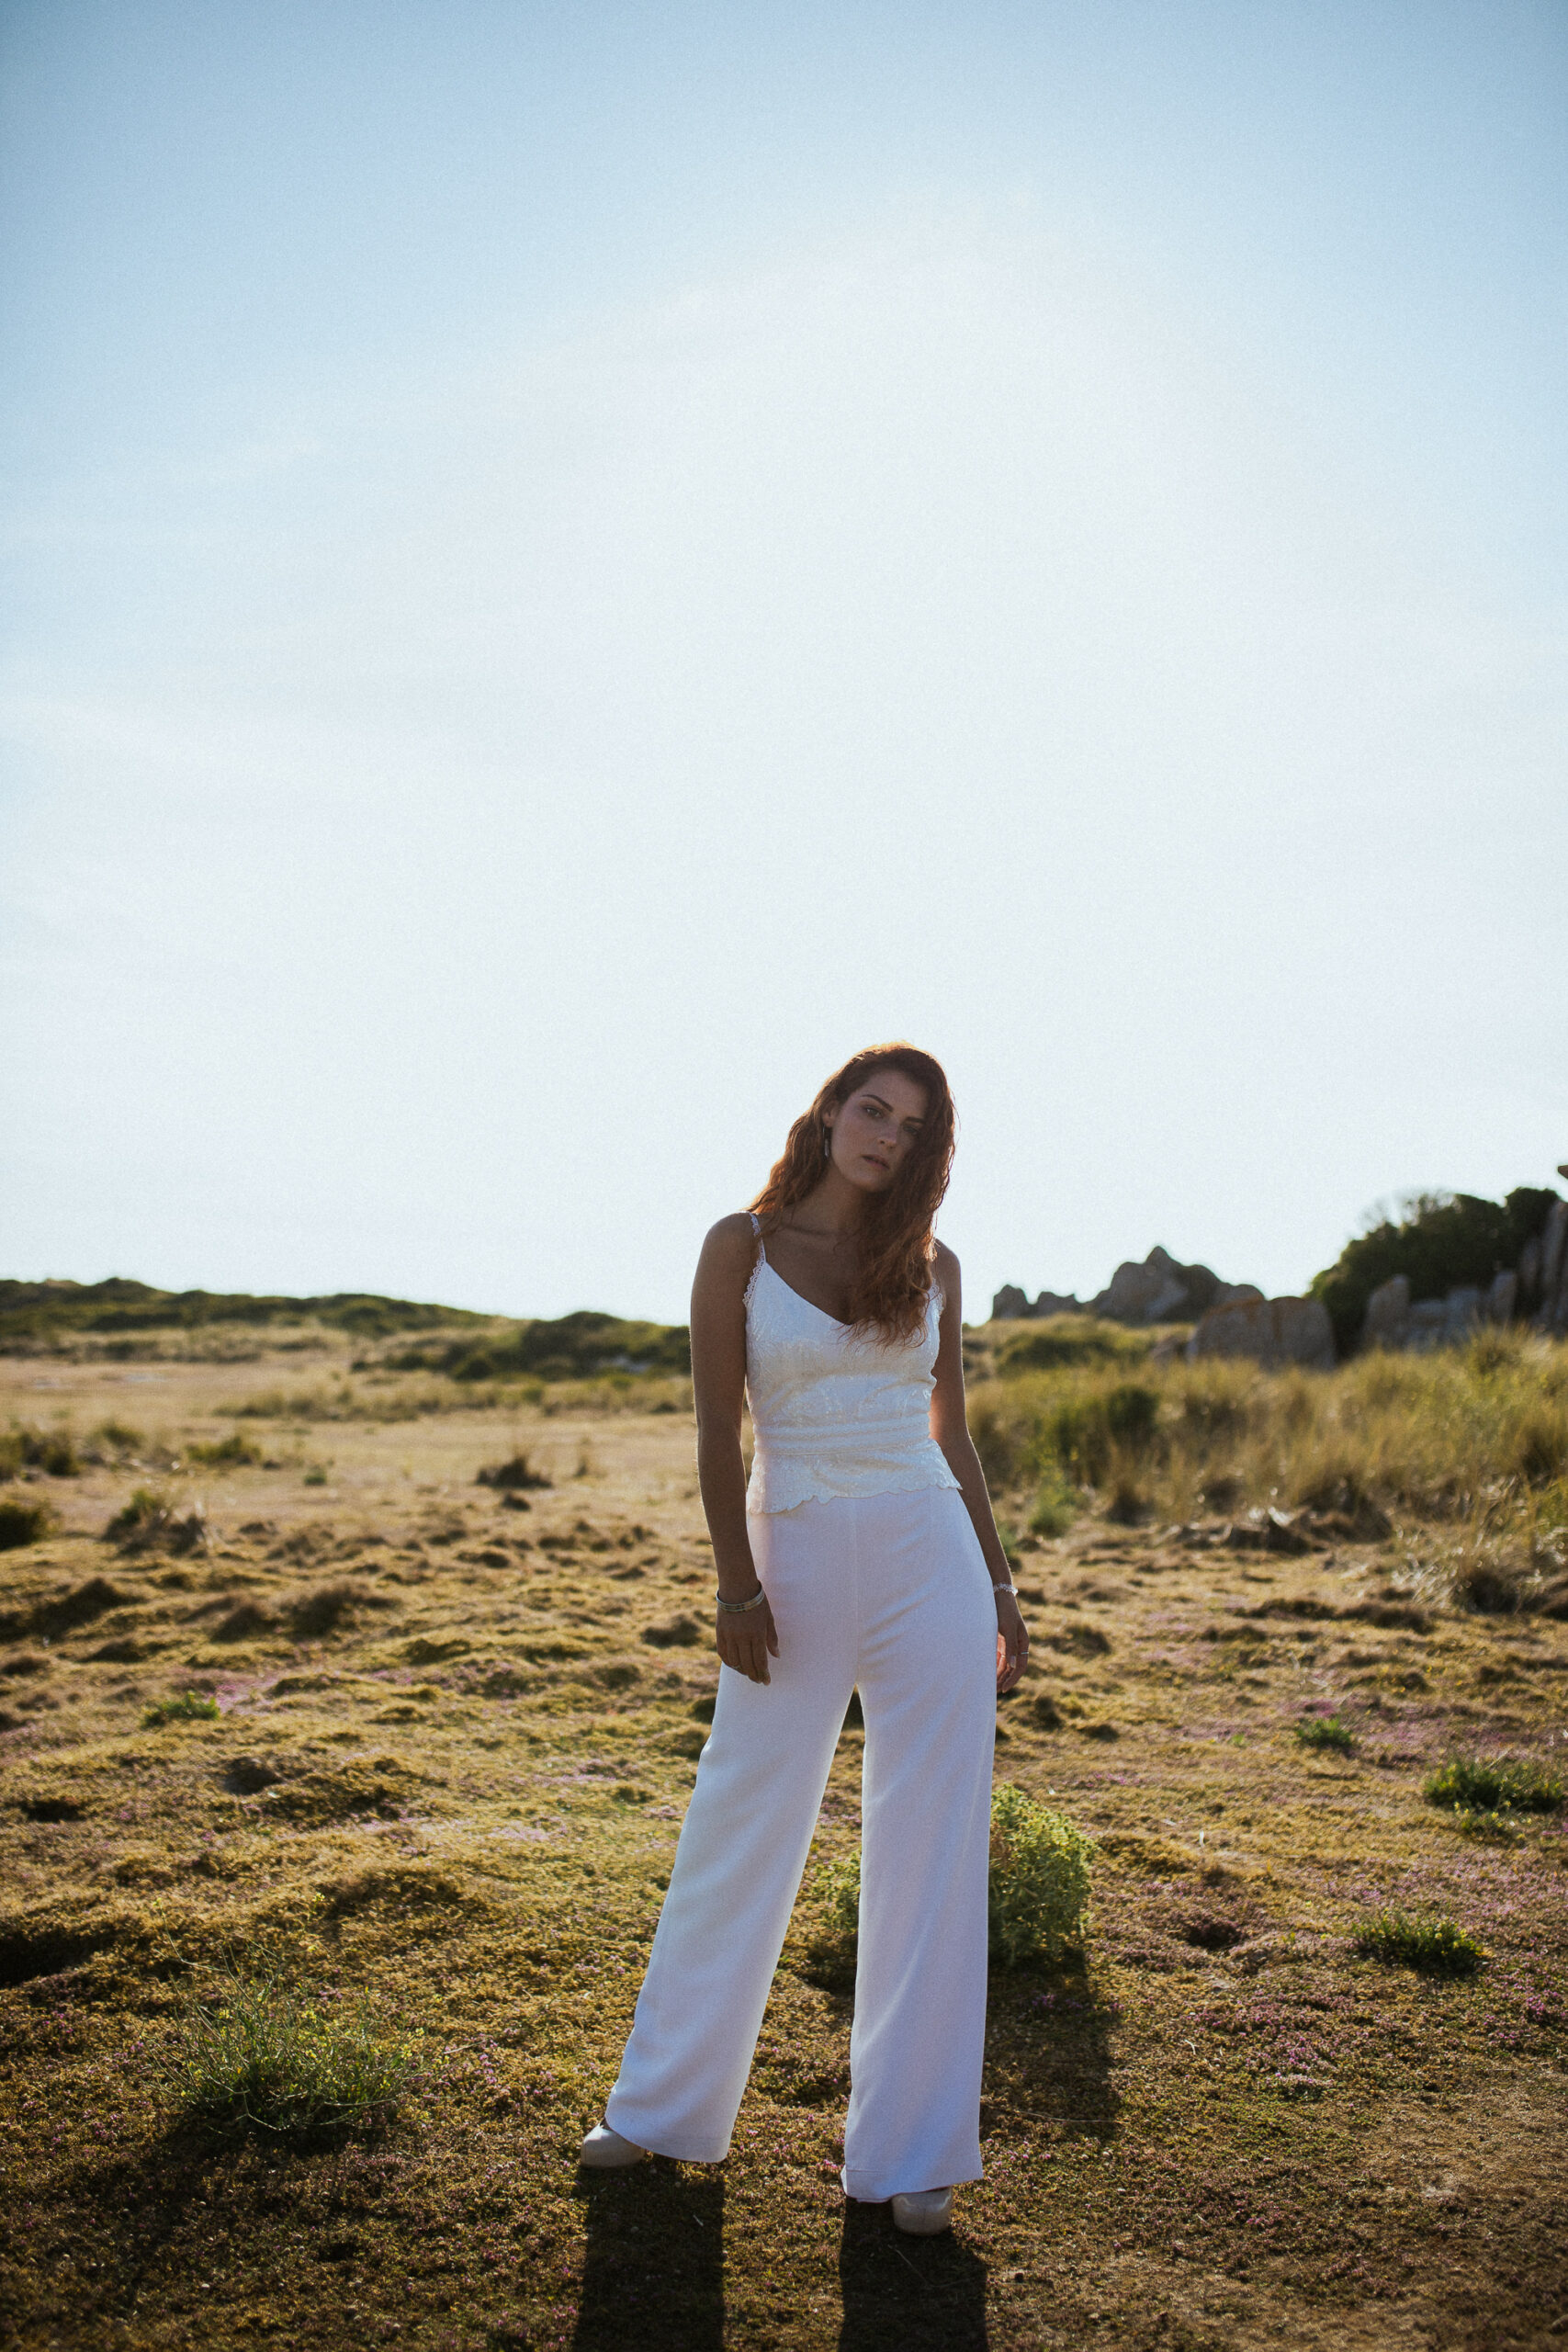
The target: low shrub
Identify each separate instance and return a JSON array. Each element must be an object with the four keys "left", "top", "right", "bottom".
[
  {"left": 155, "top": 1965, "right": 424, "bottom": 2137},
  {"left": 1425, "top": 1757, "right": 1563, "bottom": 1815},
  {"left": 1353, "top": 1907, "right": 1484, "bottom": 1976},
  {"left": 988, "top": 1784, "right": 1096, "bottom": 1965},
  {"left": 142, "top": 1691, "right": 220, "bottom": 1725},
  {"left": 815, "top": 1786, "right": 1095, "bottom": 1970},
  {"left": 1294, "top": 1714, "right": 1355, "bottom": 1754},
  {"left": 0, "top": 1492, "right": 57, "bottom": 1550}
]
